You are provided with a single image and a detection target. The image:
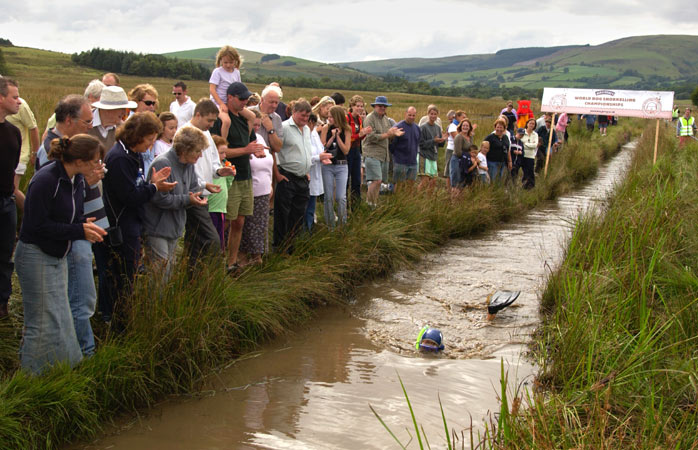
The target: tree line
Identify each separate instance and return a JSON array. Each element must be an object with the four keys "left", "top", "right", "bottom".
[{"left": 71, "top": 48, "right": 211, "bottom": 81}]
